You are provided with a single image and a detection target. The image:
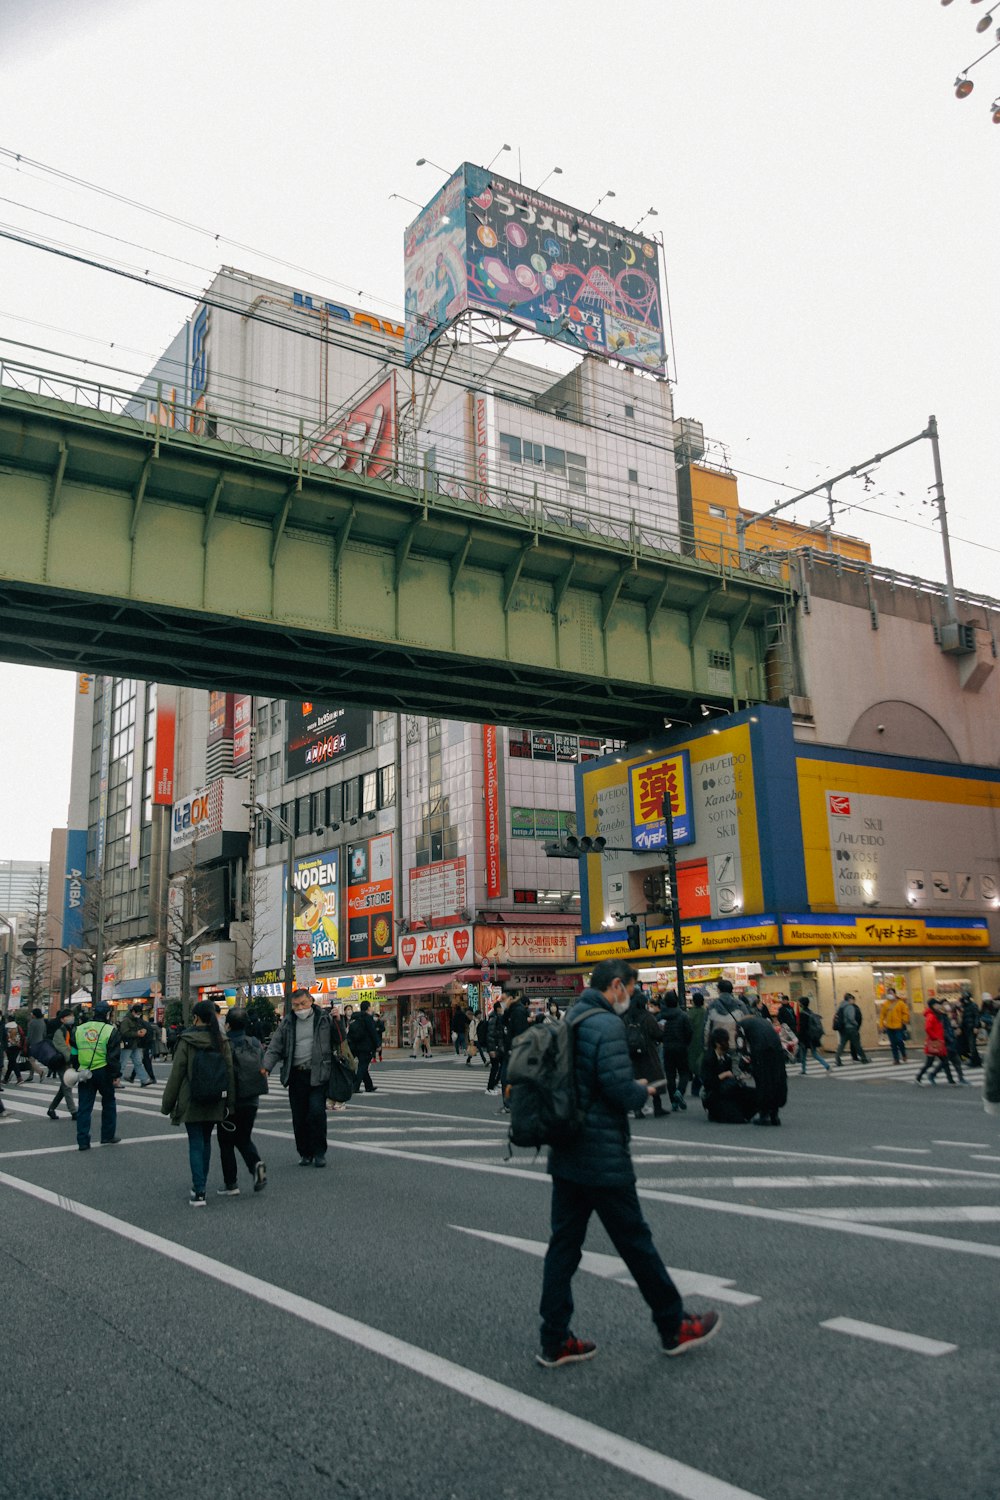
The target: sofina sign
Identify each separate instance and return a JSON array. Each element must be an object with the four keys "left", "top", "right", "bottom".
[{"left": 628, "top": 751, "right": 694, "bottom": 851}]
